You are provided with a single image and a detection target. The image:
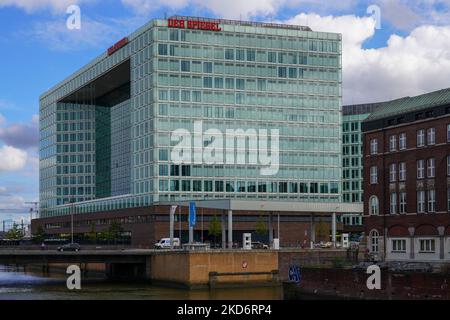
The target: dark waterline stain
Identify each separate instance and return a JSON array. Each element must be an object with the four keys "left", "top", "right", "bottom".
[{"left": 0, "top": 265, "right": 283, "bottom": 300}]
